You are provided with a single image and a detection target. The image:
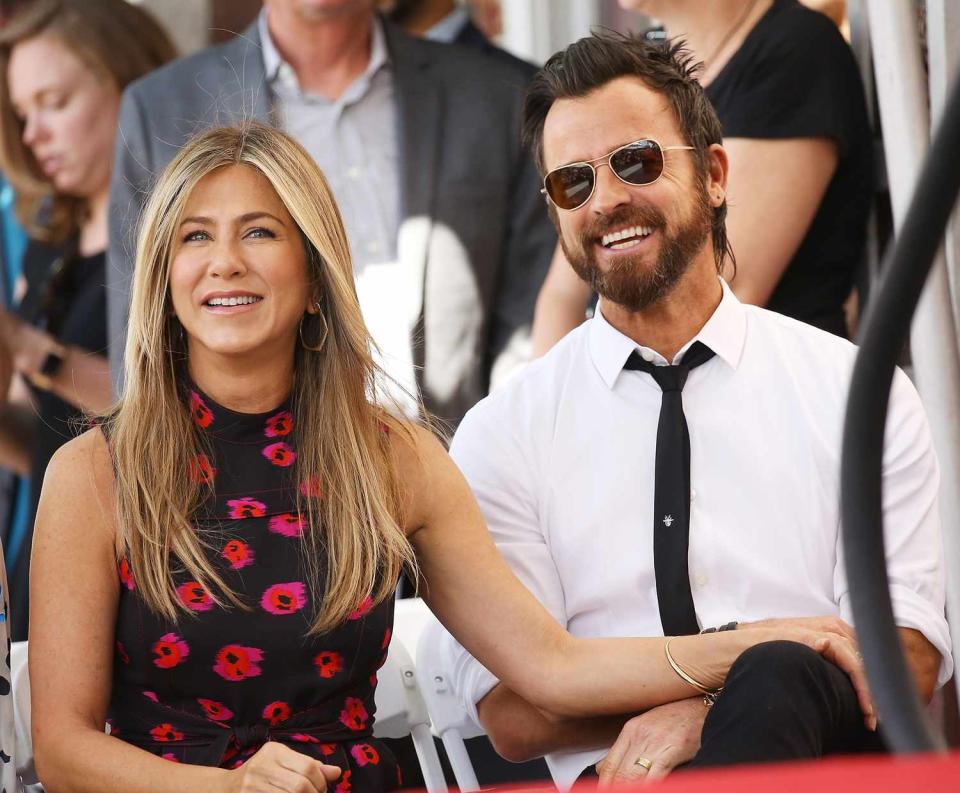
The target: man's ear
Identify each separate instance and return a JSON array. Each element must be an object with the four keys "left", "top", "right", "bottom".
[{"left": 706, "top": 143, "right": 729, "bottom": 207}]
